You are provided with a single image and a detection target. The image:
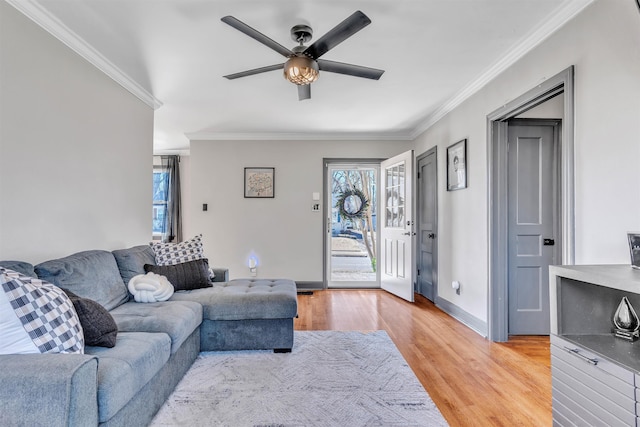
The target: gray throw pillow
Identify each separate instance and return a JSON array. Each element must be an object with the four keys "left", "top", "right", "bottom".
[
  {"left": 63, "top": 289, "right": 118, "bottom": 348},
  {"left": 144, "top": 258, "right": 213, "bottom": 291}
]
